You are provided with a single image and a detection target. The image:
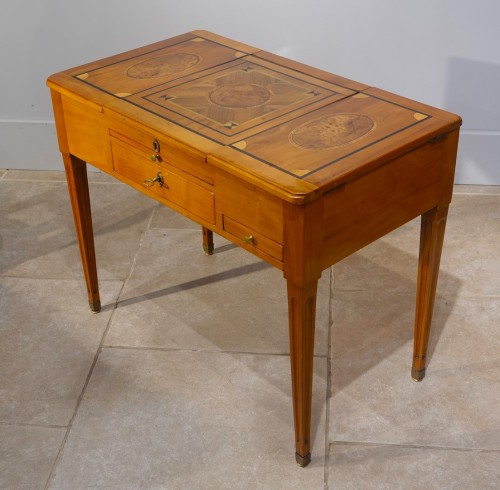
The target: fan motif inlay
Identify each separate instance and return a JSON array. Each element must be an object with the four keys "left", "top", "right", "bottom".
[
  {"left": 127, "top": 53, "right": 201, "bottom": 79},
  {"left": 209, "top": 84, "right": 272, "bottom": 108},
  {"left": 289, "top": 113, "right": 375, "bottom": 150}
]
